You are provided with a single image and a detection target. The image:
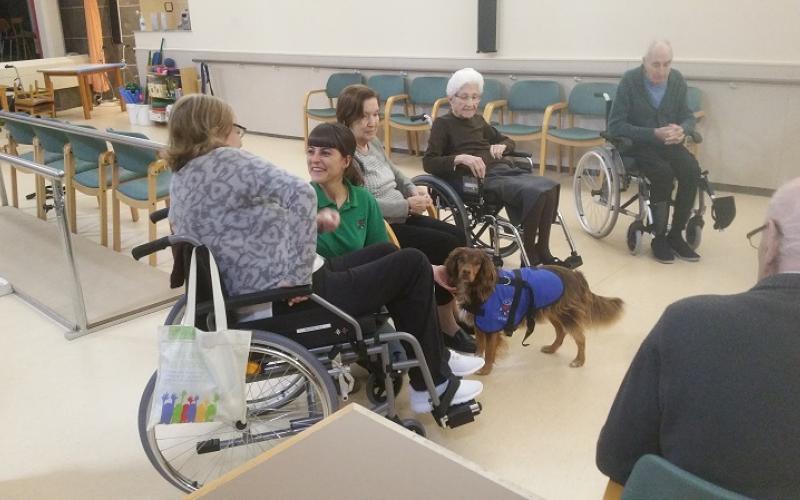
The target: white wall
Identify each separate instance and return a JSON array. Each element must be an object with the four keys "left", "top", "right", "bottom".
[
  {"left": 33, "top": 0, "right": 66, "bottom": 59},
  {"left": 138, "top": 0, "right": 800, "bottom": 64}
]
